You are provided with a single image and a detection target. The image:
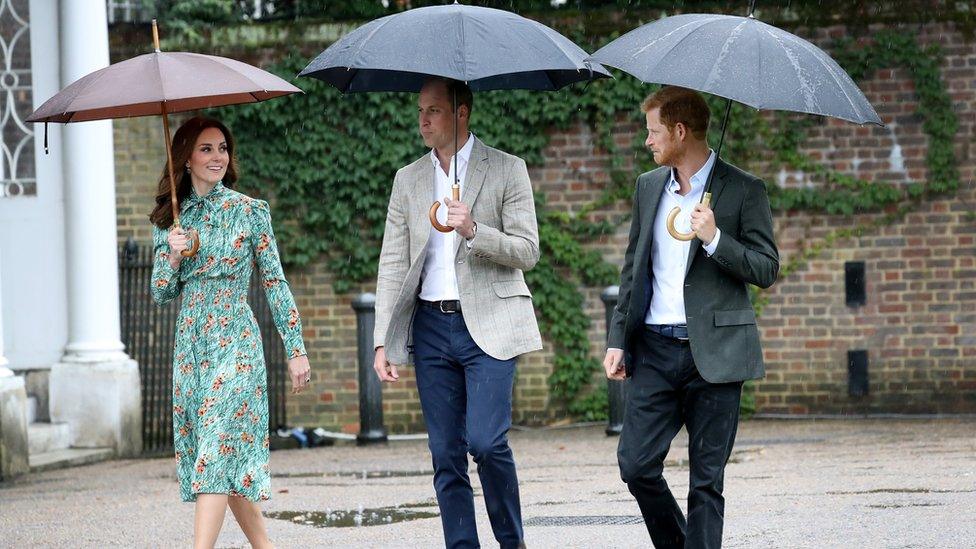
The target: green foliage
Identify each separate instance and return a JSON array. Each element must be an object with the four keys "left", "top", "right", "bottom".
[{"left": 217, "top": 27, "right": 960, "bottom": 422}]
